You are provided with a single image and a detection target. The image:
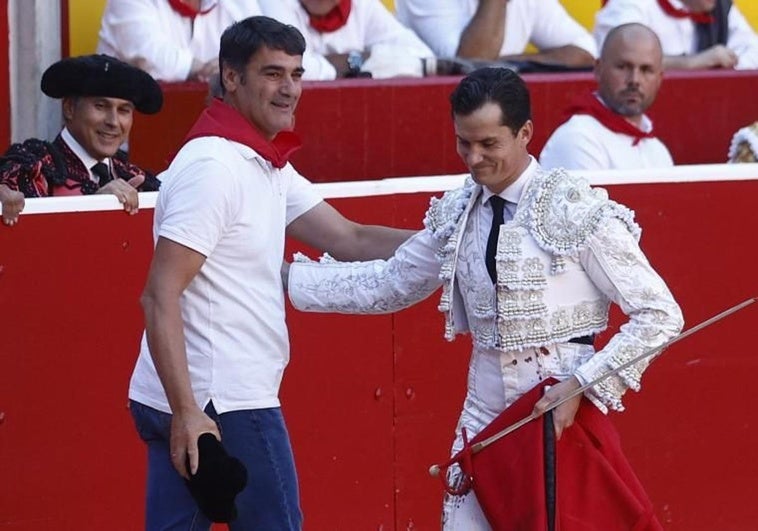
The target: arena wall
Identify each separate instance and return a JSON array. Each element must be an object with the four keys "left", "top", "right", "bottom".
[{"left": 1, "top": 165, "right": 757, "bottom": 529}]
